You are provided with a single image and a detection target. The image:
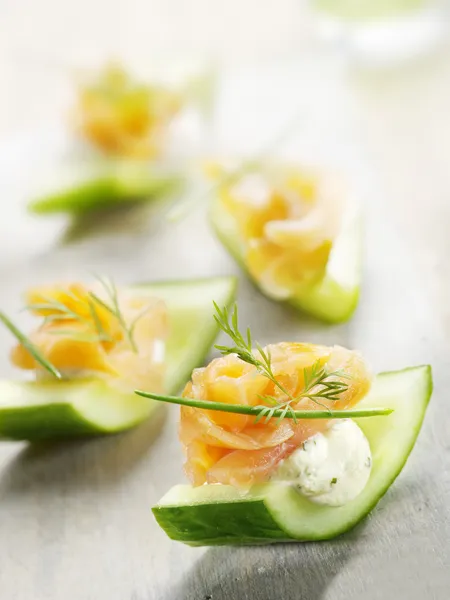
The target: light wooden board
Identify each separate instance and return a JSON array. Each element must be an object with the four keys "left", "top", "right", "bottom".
[{"left": 0, "top": 56, "right": 448, "bottom": 600}]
